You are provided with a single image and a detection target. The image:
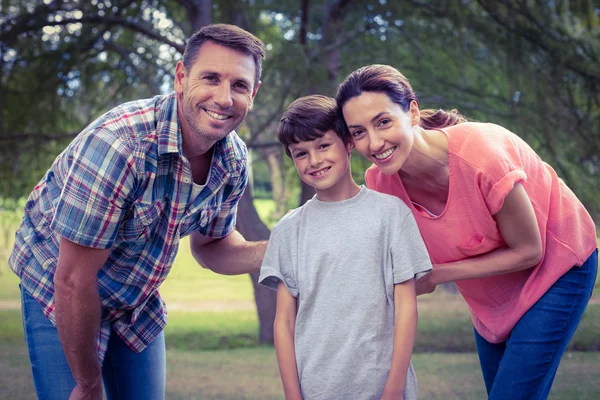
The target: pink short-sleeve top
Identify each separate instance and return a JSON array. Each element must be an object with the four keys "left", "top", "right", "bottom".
[{"left": 365, "top": 122, "right": 597, "bottom": 343}]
